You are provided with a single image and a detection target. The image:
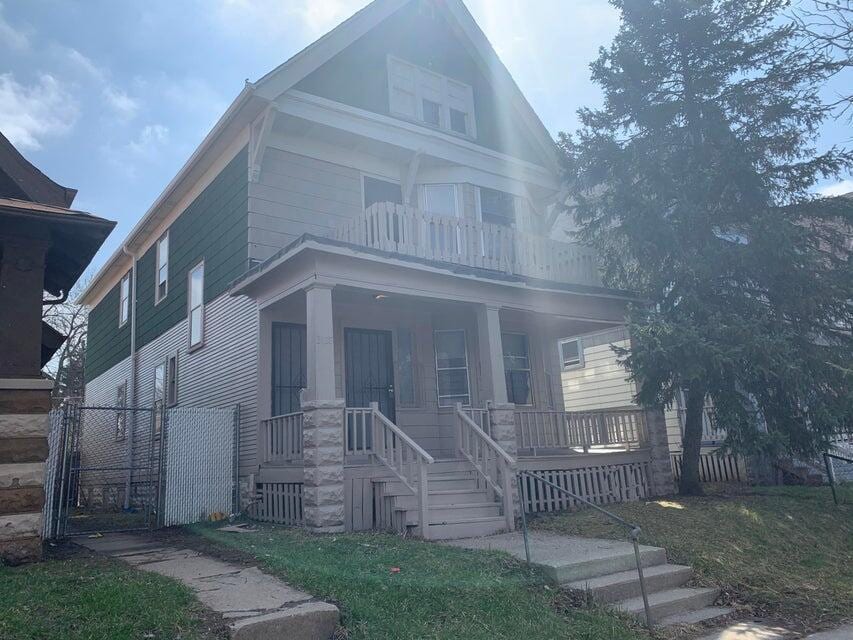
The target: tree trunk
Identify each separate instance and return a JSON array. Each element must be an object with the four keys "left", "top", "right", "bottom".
[{"left": 679, "top": 386, "right": 706, "bottom": 495}]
